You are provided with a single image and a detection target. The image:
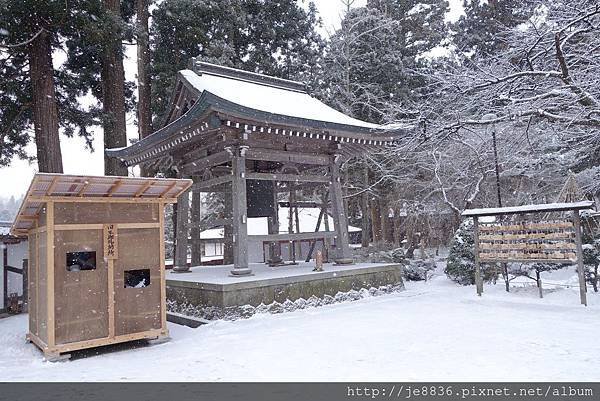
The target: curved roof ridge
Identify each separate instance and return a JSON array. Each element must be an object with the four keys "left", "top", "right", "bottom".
[{"left": 192, "top": 59, "right": 307, "bottom": 93}]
